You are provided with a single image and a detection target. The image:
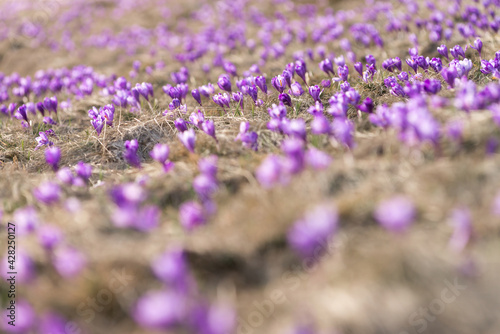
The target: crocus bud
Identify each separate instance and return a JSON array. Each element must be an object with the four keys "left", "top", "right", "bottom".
[
  {"left": 191, "top": 89, "right": 202, "bottom": 105},
  {"left": 217, "top": 74, "right": 232, "bottom": 92},
  {"left": 45, "top": 146, "right": 61, "bottom": 171}
]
